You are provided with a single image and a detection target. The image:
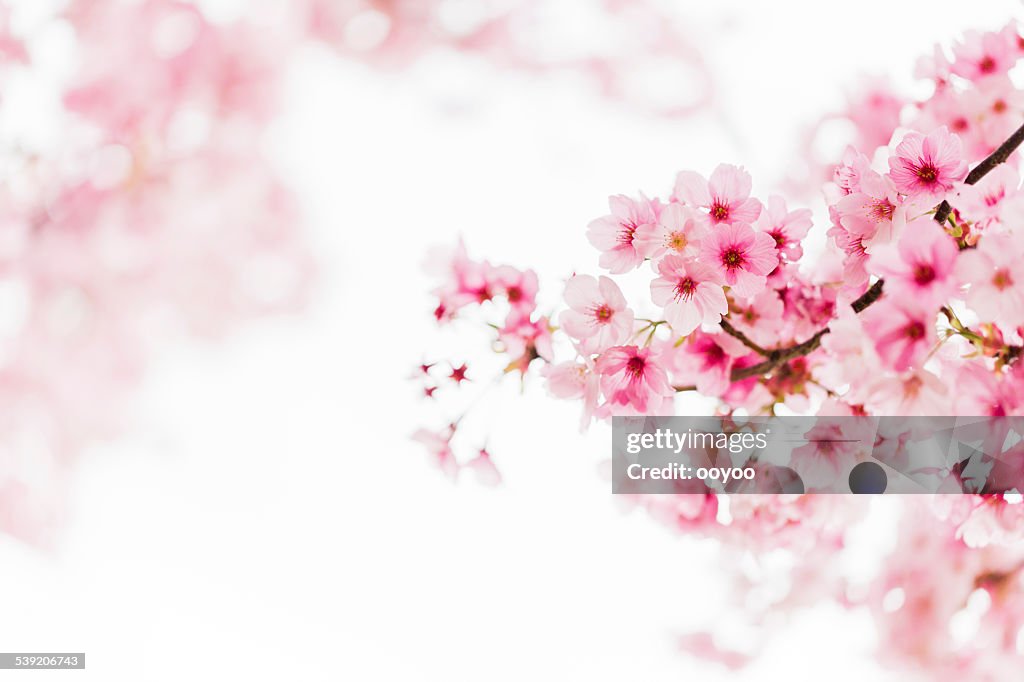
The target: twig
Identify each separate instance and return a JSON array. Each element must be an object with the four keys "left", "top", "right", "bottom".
[
  {"left": 719, "top": 318, "right": 769, "bottom": 356},
  {"left": 935, "top": 119, "right": 1024, "bottom": 224}
]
